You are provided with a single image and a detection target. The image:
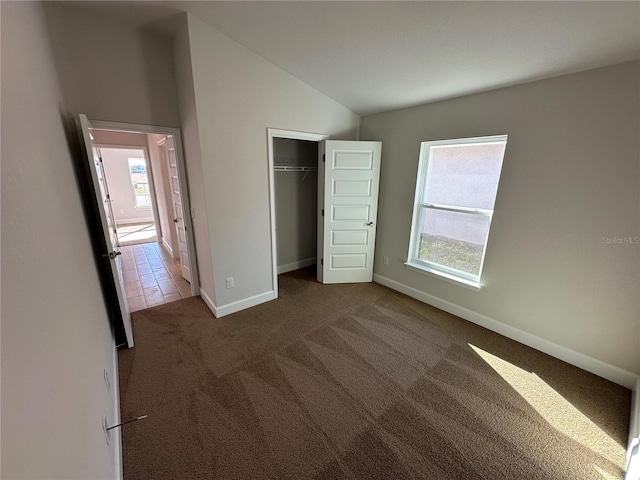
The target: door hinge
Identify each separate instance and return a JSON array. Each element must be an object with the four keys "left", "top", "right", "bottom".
[
  {"left": 321, "top": 209, "right": 324, "bottom": 216},
  {"left": 102, "top": 251, "right": 122, "bottom": 260},
  {"left": 321, "top": 258, "right": 324, "bottom": 265},
  {"left": 322, "top": 154, "right": 325, "bottom": 163}
]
